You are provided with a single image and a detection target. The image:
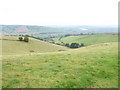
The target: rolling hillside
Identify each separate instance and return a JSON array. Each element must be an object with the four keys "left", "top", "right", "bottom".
[
  {"left": 1, "top": 36, "right": 69, "bottom": 55},
  {"left": 1, "top": 35, "right": 118, "bottom": 88},
  {"left": 53, "top": 34, "right": 118, "bottom": 46},
  {"left": 2, "top": 42, "right": 118, "bottom": 88}
]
